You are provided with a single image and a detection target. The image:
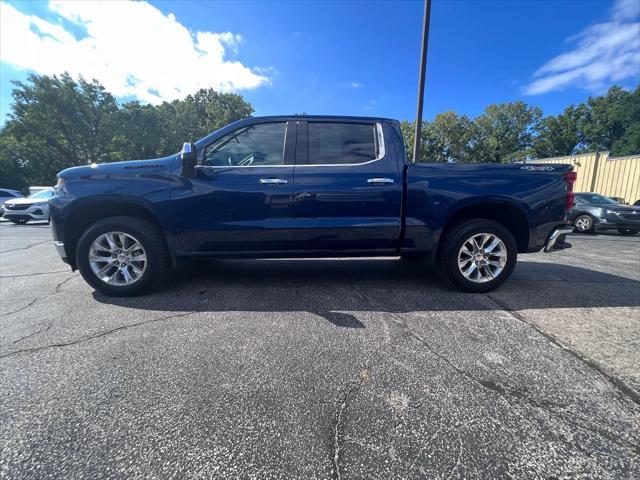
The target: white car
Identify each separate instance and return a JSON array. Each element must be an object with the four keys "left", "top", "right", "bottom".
[
  {"left": 3, "top": 188, "right": 54, "bottom": 224},
  {"left": 0, "top": 188, "right": 24, "bottom": 216}
]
